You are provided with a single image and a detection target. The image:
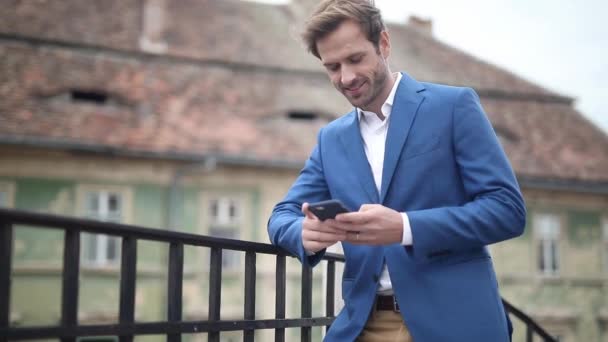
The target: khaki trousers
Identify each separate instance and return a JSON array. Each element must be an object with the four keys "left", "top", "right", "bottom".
[{"left": 357, "top": 309, "right": 413, "bottom": 342}]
